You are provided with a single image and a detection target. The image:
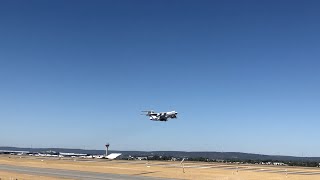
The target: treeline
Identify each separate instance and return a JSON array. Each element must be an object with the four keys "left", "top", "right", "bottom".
[
  {"left": 146, "top": 155, "right": 174, "bottom": 161},
  {"left": 286, "top": 161, "right": 319, "bottom": 167}
]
